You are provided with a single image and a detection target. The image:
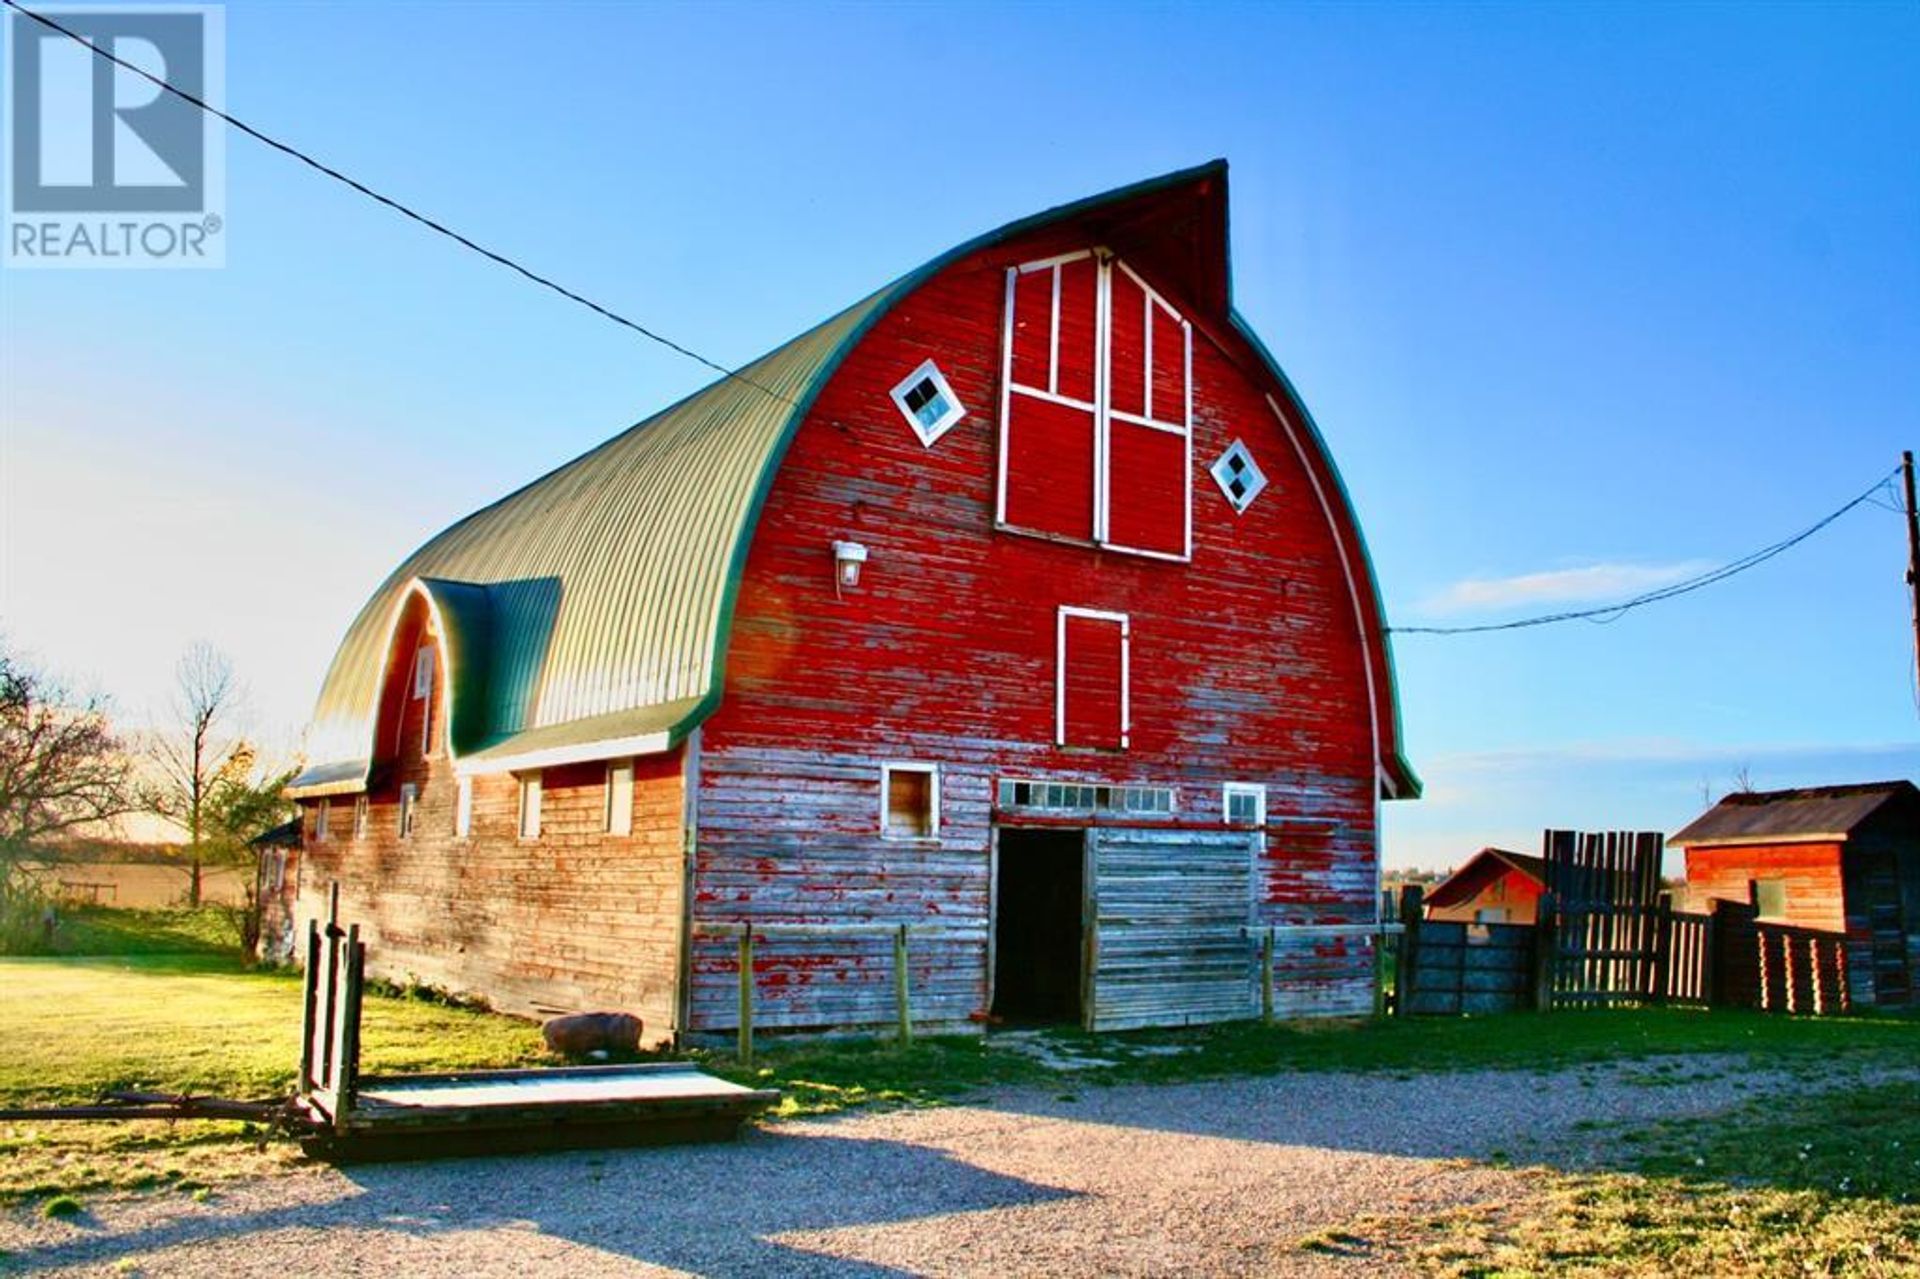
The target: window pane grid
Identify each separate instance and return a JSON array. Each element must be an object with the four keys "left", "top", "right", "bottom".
[{"left": 996, "top": 778, "right": 1174, "bottom": 814}]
